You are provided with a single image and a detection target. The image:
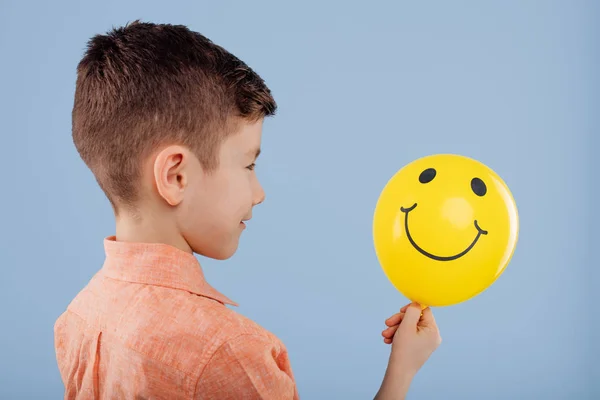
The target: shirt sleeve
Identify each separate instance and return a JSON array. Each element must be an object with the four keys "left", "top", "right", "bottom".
[{"left": 194, "top": 334, "right": 298, "bottom": 400}]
